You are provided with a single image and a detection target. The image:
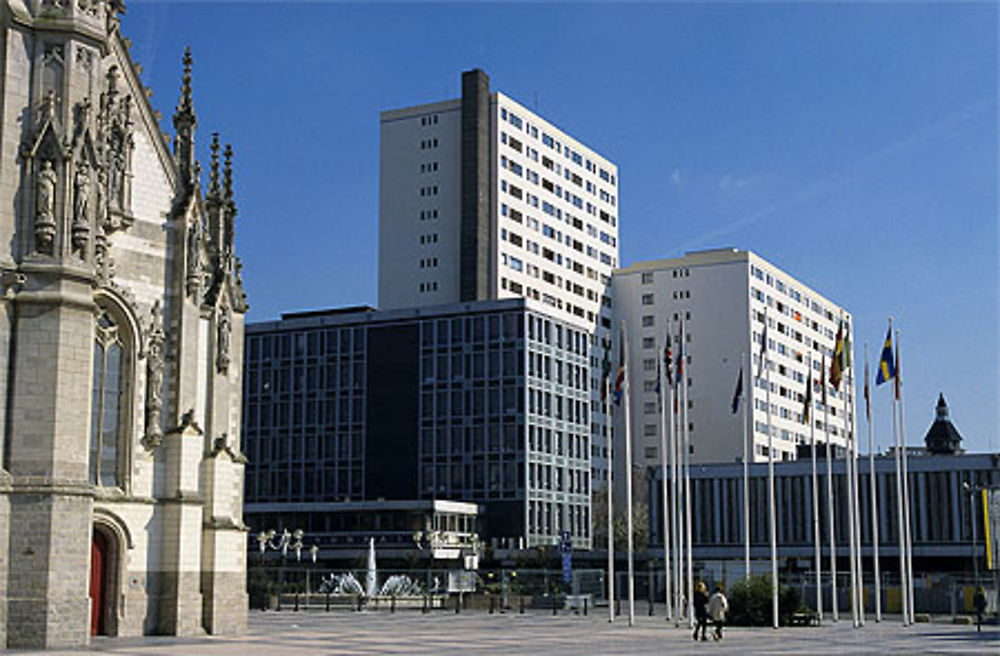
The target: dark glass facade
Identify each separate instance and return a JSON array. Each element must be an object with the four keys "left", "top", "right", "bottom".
[{"left": 243, "top": 299, "right": 592, "bottom": 548}]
